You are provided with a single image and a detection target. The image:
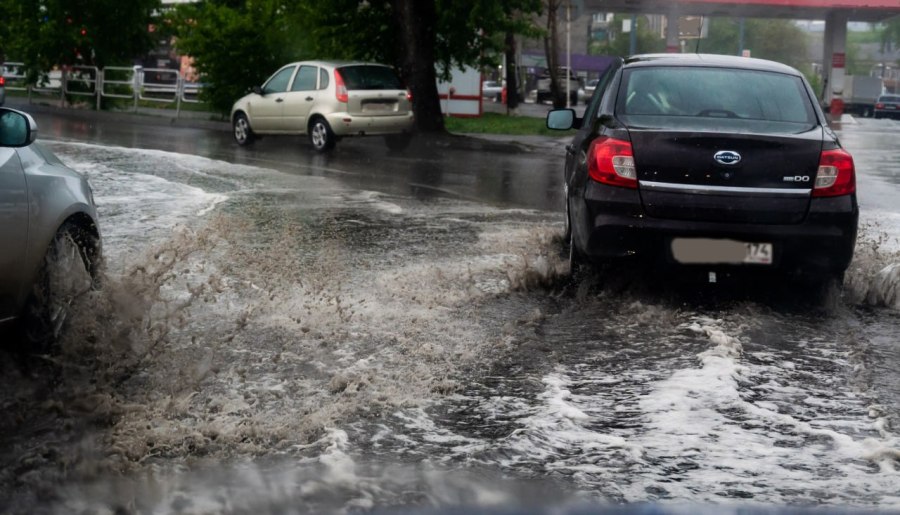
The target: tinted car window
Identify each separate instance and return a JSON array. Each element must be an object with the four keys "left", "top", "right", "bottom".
[
  {"left": 263, "top": 66, "right": 295, "bottom": 94},
  {"left": 617, "top": 67, "right": 816, "bottom": 133},
  {"left": 291, "top": 65, "right": 317, "bottom": 92},
  {"left": 585, "top": 61, "right": 620, "bottom": 120},
  {"left": 319, "top": 68, "right": 329, "bottom": 90},
  {"left": 879, "top": 95, "right": 900, "bottom": 102},
  {"left": 337, "top": 65, "right": 403, "bottom": 90}
]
